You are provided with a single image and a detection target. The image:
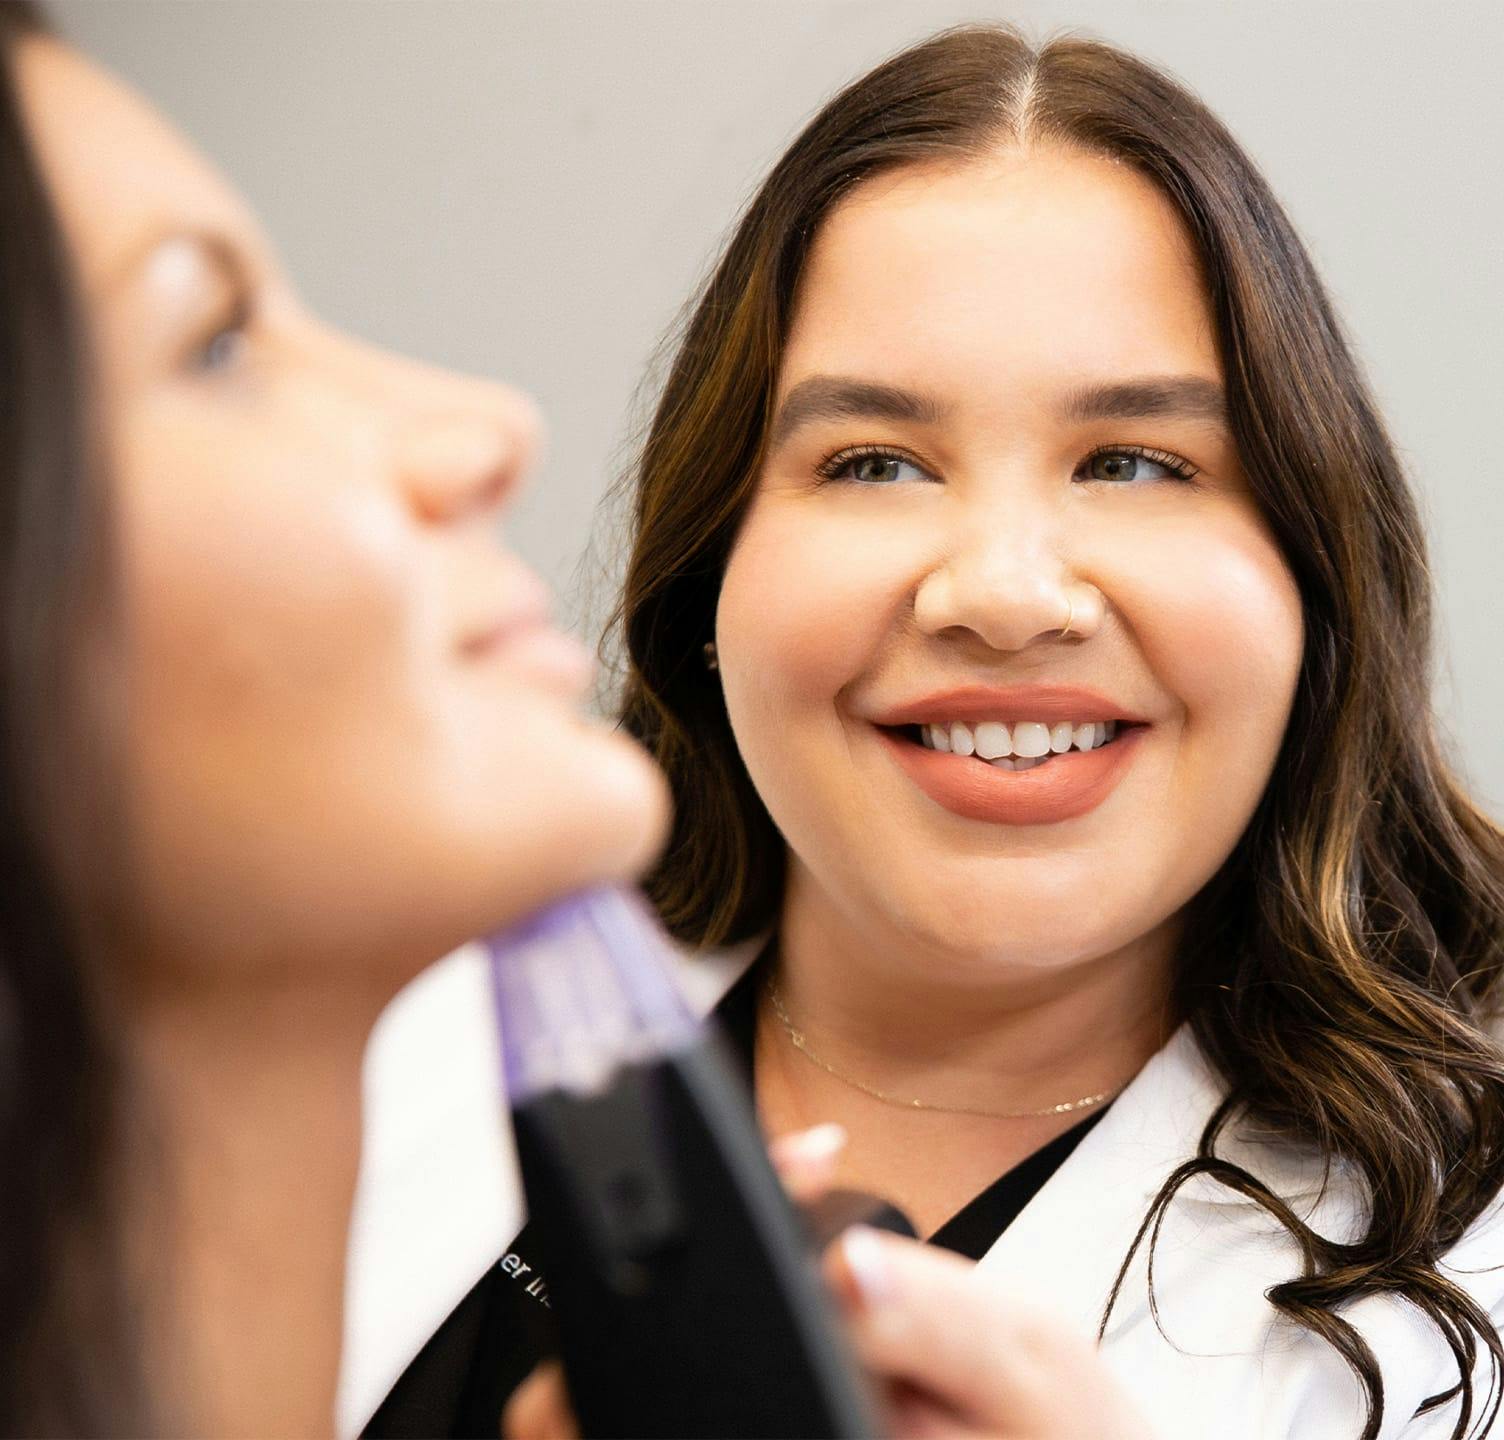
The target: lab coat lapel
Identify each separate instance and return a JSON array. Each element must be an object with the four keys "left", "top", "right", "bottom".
[
  {"left": 974, "top": 1023, "right": 1346, "bottom": 1344},
  {"left": 973, "top": 1025, "right": 1221, "bottom": 1337}
]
